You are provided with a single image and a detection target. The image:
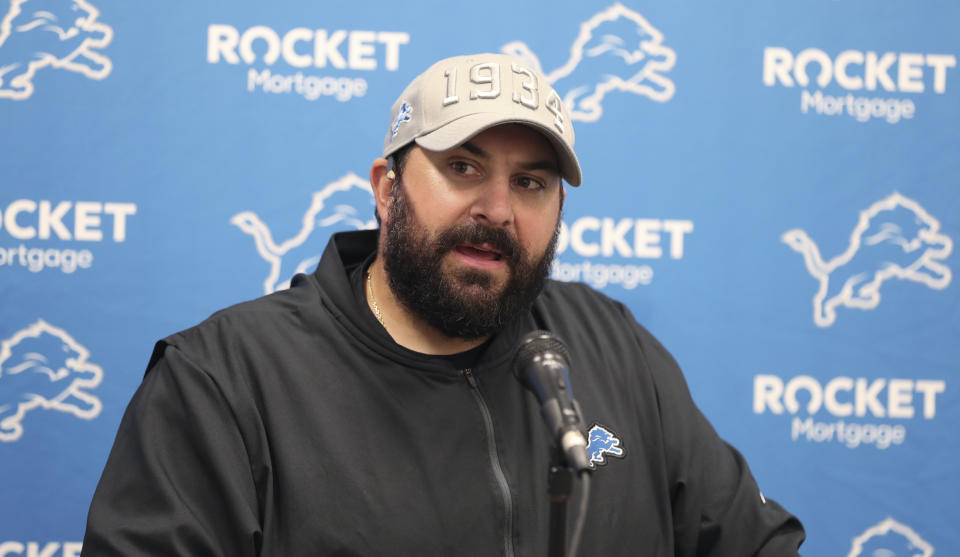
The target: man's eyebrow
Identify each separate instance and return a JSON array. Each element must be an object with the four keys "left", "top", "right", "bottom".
[
  {"left": 459, "top": 141, "right": 489, "bottom": 158},
  {"left": 458, "top": 141, "right": 559, "bottom": 174},
  {"left": 518, "top": 160, "right": 560, "bottom": 173}
]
